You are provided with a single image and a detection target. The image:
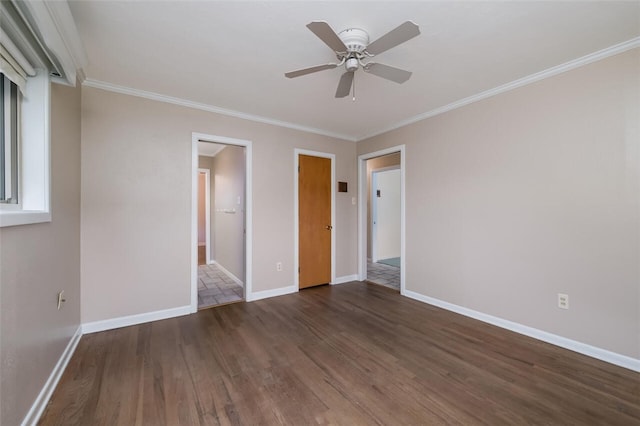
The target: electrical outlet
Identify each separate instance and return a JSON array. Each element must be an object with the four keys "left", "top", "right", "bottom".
[
  {"left": 276, "top": 262, "right": 283, "bottom": 272},
  {"left": 558, "top": 293, "right": 569, "bottom": 310}
]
